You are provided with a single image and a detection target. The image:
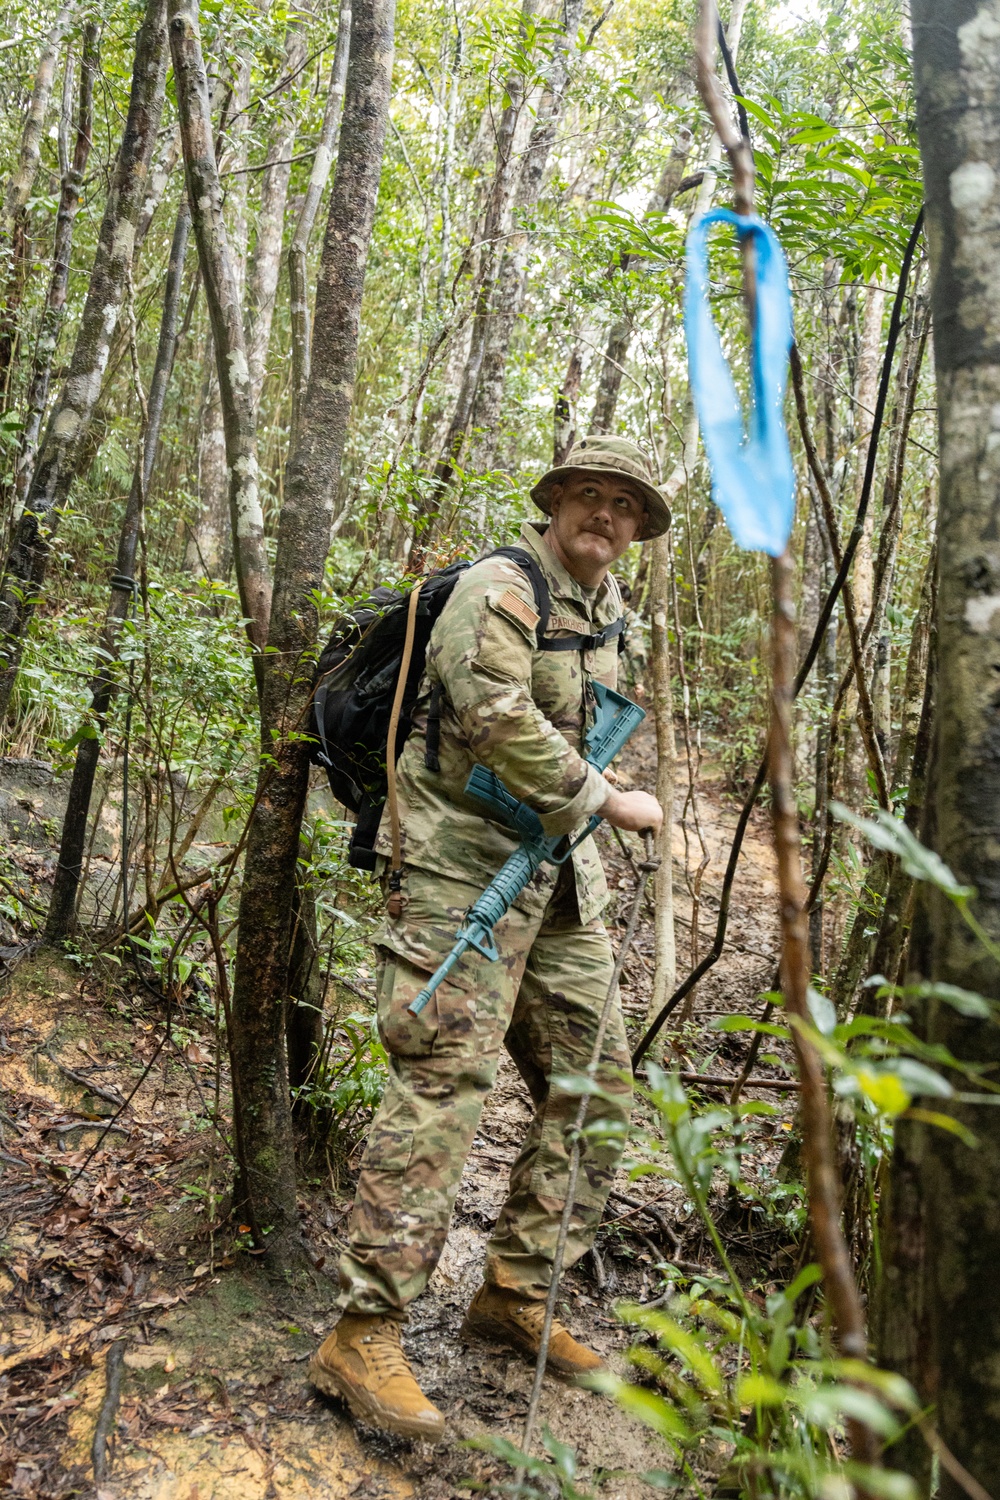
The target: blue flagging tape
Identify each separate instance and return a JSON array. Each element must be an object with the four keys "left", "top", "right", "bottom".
[{"left": 684, "top": 209, "right": 796, "bottom": 558}]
